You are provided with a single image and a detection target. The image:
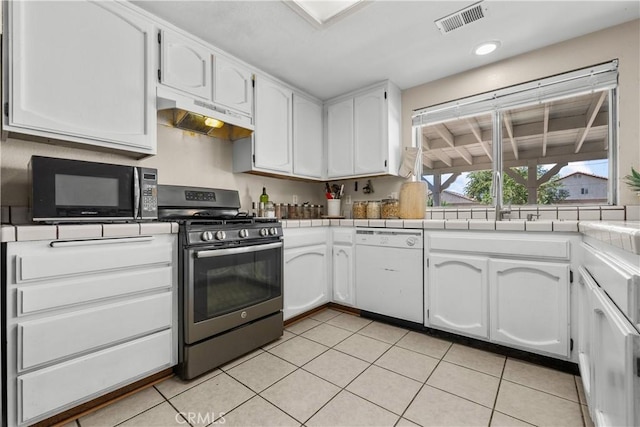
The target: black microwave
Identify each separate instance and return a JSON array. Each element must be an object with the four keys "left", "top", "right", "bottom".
[{"left": 29, "top": 156, "right": 158, "bottom": 223}]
